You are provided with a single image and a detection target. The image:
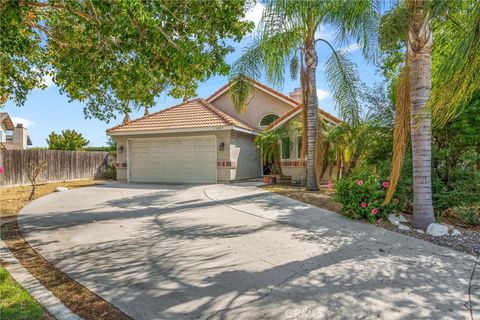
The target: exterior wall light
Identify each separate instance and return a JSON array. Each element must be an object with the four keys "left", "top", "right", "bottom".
[
  {"left": 219, "top": 142, "right": 225, "bottom": 151},
  {"left": 118, "top": 146, "right": 124, "bottom": 153}
]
